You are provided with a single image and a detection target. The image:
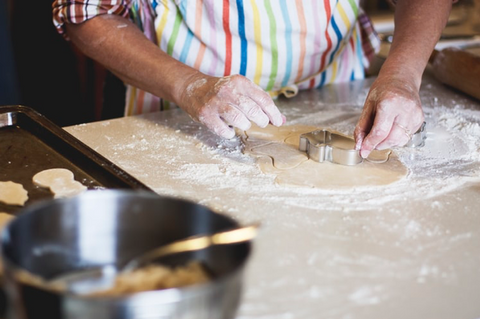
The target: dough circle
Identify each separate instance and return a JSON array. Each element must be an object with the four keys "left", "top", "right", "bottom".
[
  {"left": 0, "top": 181, "right": 29, "bottom": 206},
  {"left": 33, "top": 168, "right": 87, "bottom": 198},
  {"left": 33, "top": 168, "right": 74, "bottom": 188},
  {"left": 241, "top": 124, "right": 408, "bottom": 189}
]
